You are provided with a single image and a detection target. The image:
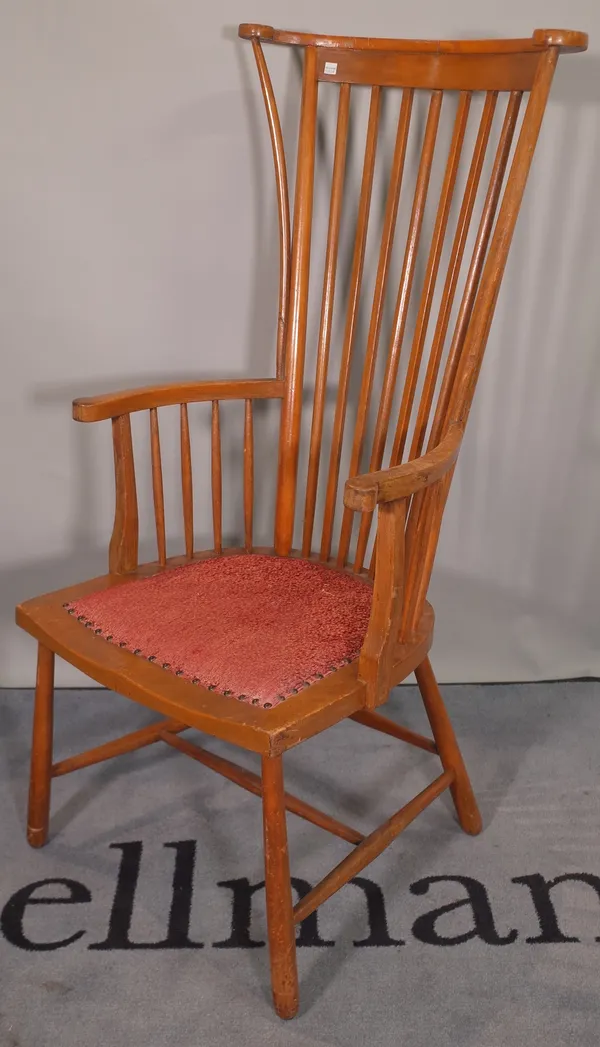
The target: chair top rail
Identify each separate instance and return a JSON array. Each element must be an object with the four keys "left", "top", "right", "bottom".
[{"left": 239, "top": 25, "right": 588, "bottom": 56}]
